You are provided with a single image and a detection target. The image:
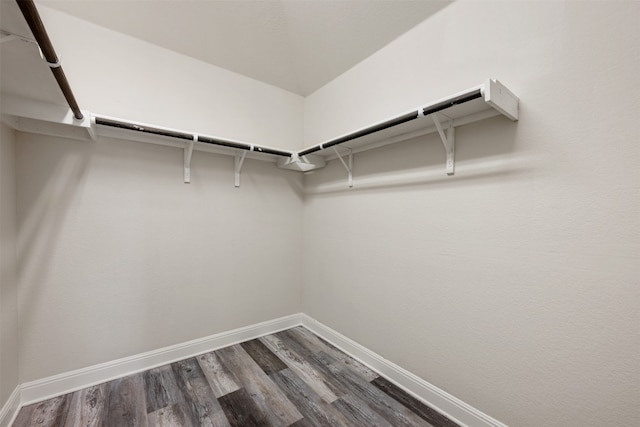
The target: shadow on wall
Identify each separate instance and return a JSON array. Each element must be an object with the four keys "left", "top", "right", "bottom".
[
  {"left": 17, "top": 135, "right": 91, "bottom": 339},
  {"left": 303, "top": 115, "right": 529, "bottom": 195}
]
